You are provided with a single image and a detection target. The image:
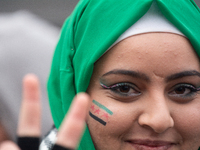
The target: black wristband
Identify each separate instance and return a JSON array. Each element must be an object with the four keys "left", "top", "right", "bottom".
[
  {"left": 17, "top": 137, "right": 40, "bottom": 150},
  {"left": 52, "top": 144, "right": 74, "bottom": 150}
]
